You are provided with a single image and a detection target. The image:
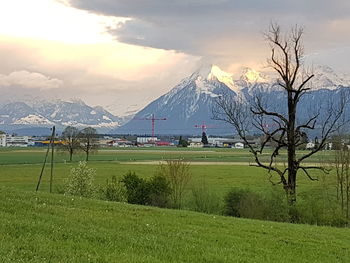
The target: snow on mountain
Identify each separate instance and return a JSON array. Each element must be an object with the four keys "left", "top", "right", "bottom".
[
  {"left": 0, "top": 99, "right": 123, "bottom": 134},
  {"left": 13, "top": 114, "right": 54, "bottom": 125},
  {"left": 117, "top": 64, "right": 350, "bottom": 135},
  {"left": 116, "top": 65, "right": 237, "bottom": 135},
  {"left": 312, "top": 65, "right": 350, "bottom": 89}
]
